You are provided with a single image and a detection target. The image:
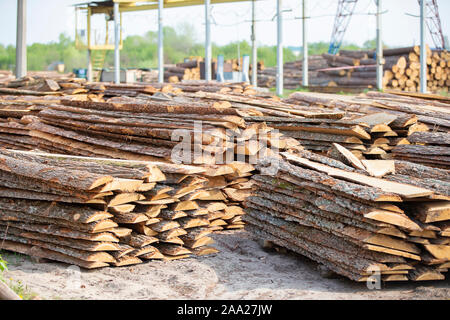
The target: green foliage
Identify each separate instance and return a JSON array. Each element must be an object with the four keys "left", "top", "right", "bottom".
[
  {"left": 0, "top": 254, "right": 7, "bottom": 272},
  {"left": 0, "top": 24, "right": 374, "bottom": 72}
]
